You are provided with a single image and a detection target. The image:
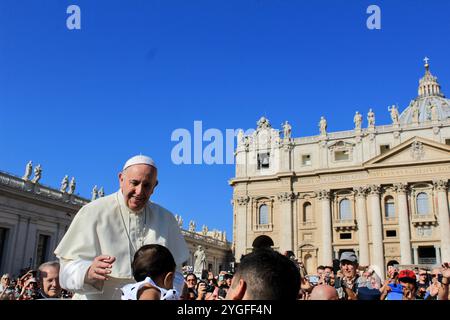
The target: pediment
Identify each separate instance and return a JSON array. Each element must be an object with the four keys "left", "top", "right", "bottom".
[
  {"left": 328, "top": 140, "right": 355, "bottom": 150},
  {"left": 364, "top": 137, "right": 450, "bottom": 167}
]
